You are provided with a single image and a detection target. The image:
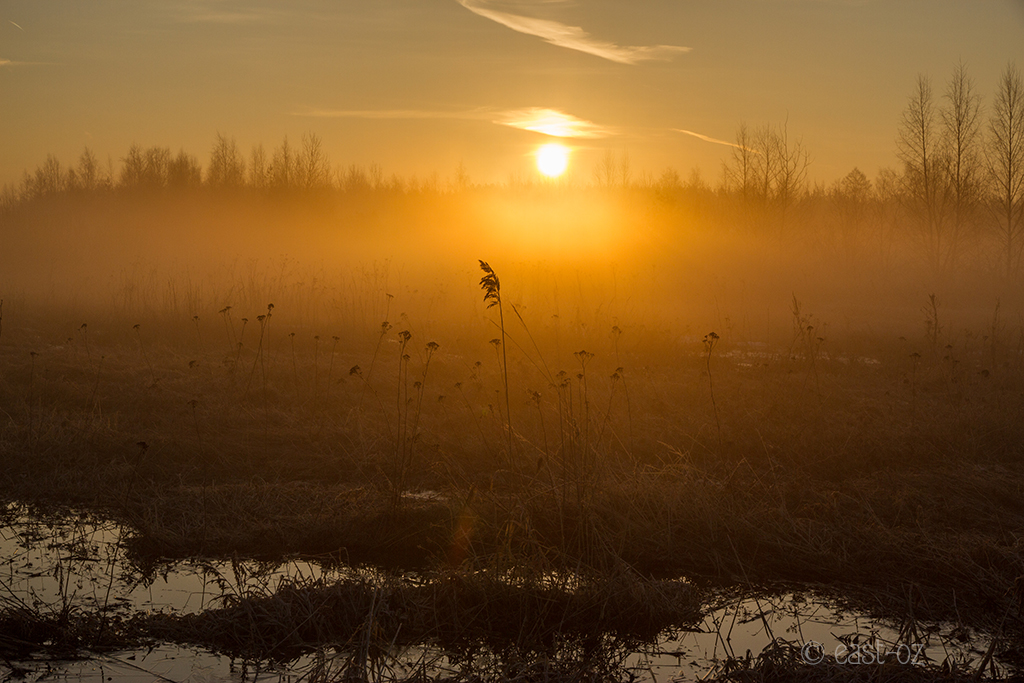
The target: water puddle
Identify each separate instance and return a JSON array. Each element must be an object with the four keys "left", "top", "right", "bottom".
[{"left": 0, "top": 505, "right": 993, "bottom": 682}]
